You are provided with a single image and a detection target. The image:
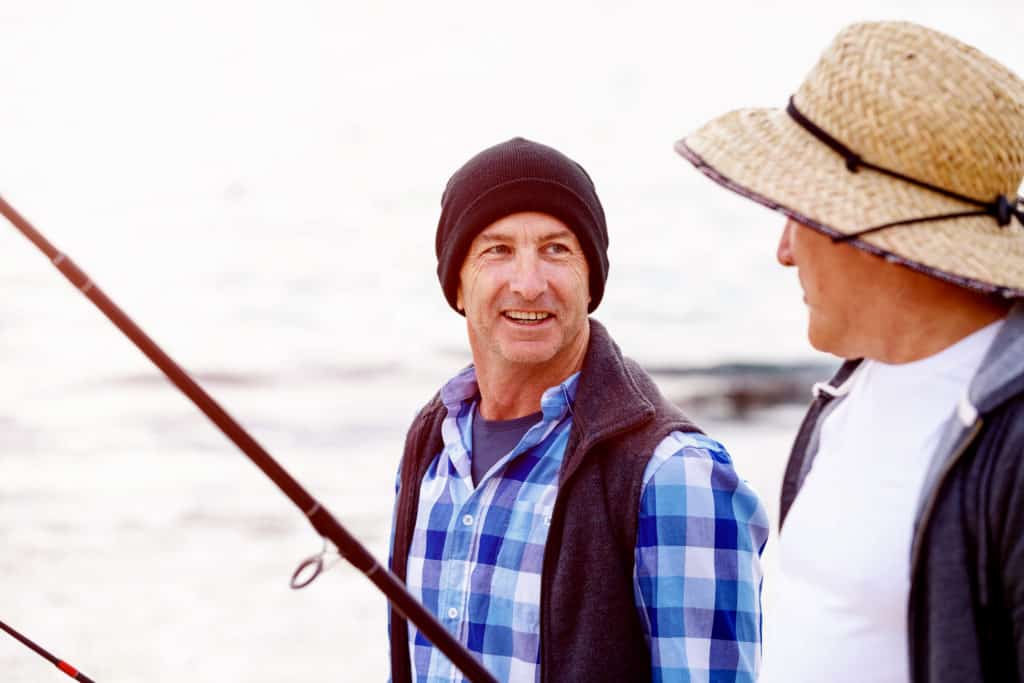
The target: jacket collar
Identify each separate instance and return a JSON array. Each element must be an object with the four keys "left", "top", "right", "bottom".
[
  {"left": 909, "top": 306, "right": 1024, "bottom": 571},
  {"left": 968, "top": 301, "right": 1024, "bottom": 416},
  {"left": 813, "top": 359, "right": 862, "bottom": 398}
]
